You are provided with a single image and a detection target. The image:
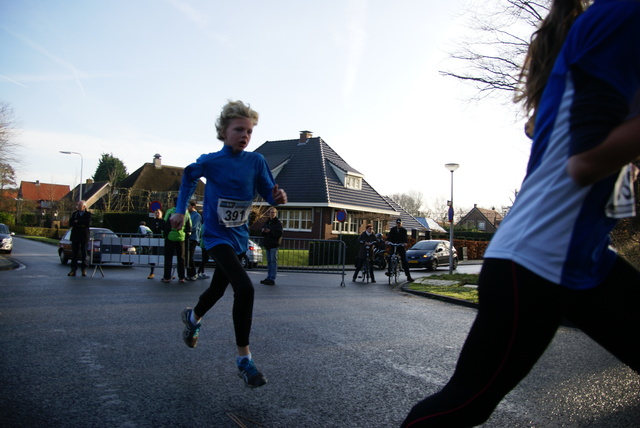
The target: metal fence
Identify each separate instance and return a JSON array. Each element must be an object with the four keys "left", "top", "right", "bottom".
[
  {"left": 249, "top": 237, "right": 347, "bottom": 285},
  {"left": 91, "top": 234, "right": 347, "bottom": 286}
]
